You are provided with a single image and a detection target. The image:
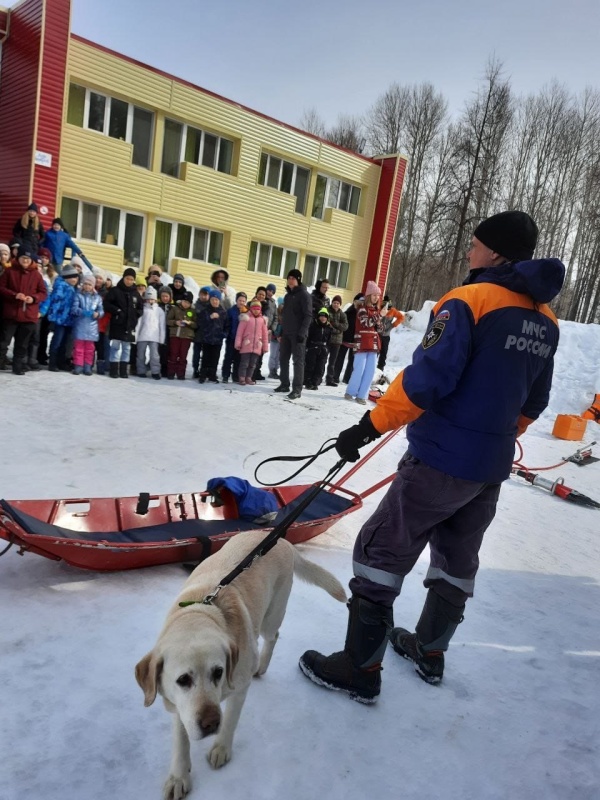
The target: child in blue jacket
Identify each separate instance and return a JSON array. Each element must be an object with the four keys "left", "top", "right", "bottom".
[
  {"left": 42, "top": 218, "right": 84, "bottom": 268},
  {"left": 45, "top": 264, "right": 80, "bottom": 371},
  {"left": 71, "top": 274, "right": 104, "bottom": 374}
]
